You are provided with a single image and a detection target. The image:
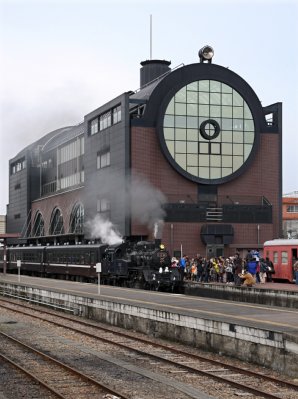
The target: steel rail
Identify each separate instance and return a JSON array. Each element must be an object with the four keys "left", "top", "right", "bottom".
[
  {"left": 0, "top": 330, "right": 128, "bottom": 399},
  {"left": 0, "top": 352, "right": 66, "bottom": 399},
  {"left": 1, "top": 298, "right": 297, "bottom": 399}
]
